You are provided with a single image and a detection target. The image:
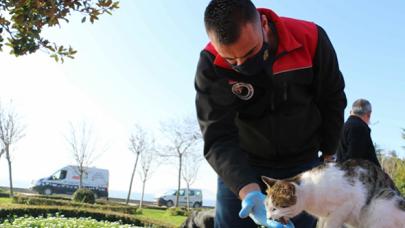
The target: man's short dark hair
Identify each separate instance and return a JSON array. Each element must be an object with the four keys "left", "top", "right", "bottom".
[
  {"left": 204, "top": 0, "right": 259, "bottom": 44},
  {"left": 352, "top": 99, "right": 372, "bottom": 116}
]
